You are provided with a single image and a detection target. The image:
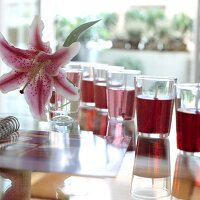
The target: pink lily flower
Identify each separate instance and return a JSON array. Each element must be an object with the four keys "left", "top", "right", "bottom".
[{"left": 0, "top": 16, "right": 81, "bottom": 120}]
